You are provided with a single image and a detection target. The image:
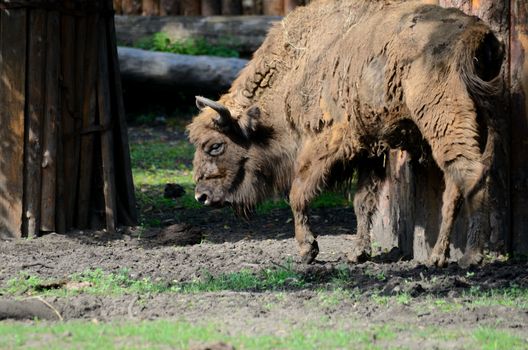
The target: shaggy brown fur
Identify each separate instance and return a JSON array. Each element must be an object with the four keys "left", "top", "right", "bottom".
[{"left": 187, "top": 0, "right": 504, "bottom": 266}]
